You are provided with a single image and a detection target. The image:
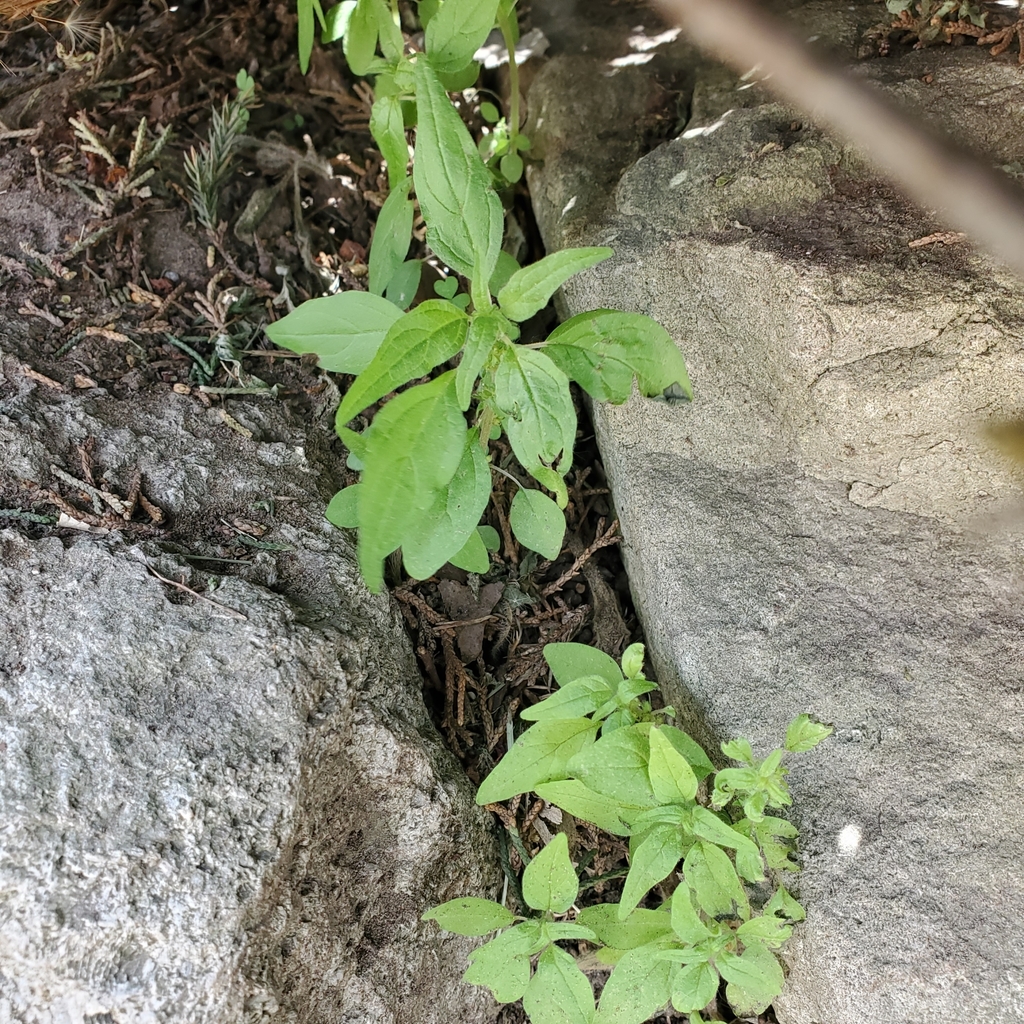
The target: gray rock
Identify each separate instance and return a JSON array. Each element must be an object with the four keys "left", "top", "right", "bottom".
[
  {"left": 0, "top": 351, "right": 501, "bottom": 1024},
  {"left": 528, "top": 2, "right": 1024, "bottom": 1020}
]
